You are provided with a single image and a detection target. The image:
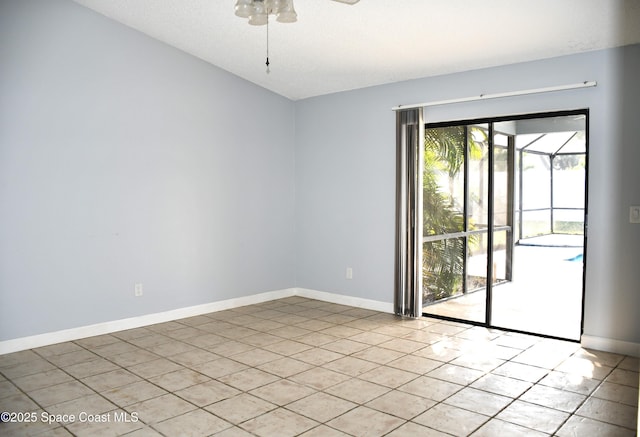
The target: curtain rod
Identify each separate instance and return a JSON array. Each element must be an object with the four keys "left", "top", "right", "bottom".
[{"left": 391, "top": 81, "right": 597, "bottom": 111}]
